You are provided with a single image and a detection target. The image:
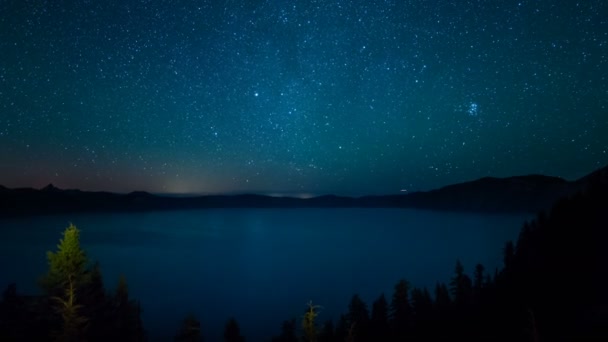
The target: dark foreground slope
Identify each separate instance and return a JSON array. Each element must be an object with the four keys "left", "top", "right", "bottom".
[
  {"left": 268, "top": 166, "right": 608, "bottom": 342},
  {"left": 0, "top": 166, "right": 605, "bottom": 217},
  {"left": 501, "top": 166, "right": 608, "bottom": 340}
]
